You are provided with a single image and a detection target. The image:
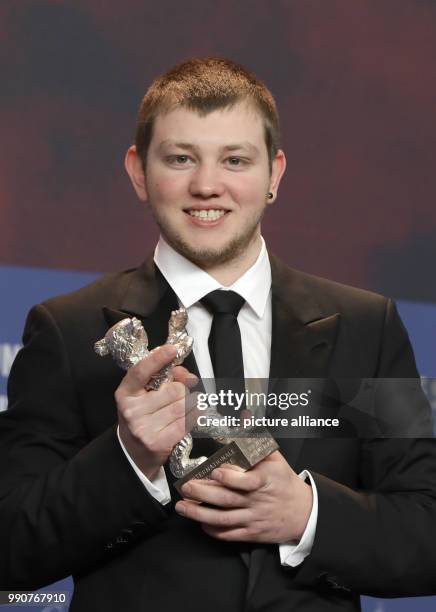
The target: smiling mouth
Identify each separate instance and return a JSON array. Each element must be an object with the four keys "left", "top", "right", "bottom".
[{"left": 184, "top": 208, "right": 229, "bottom": 221}]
